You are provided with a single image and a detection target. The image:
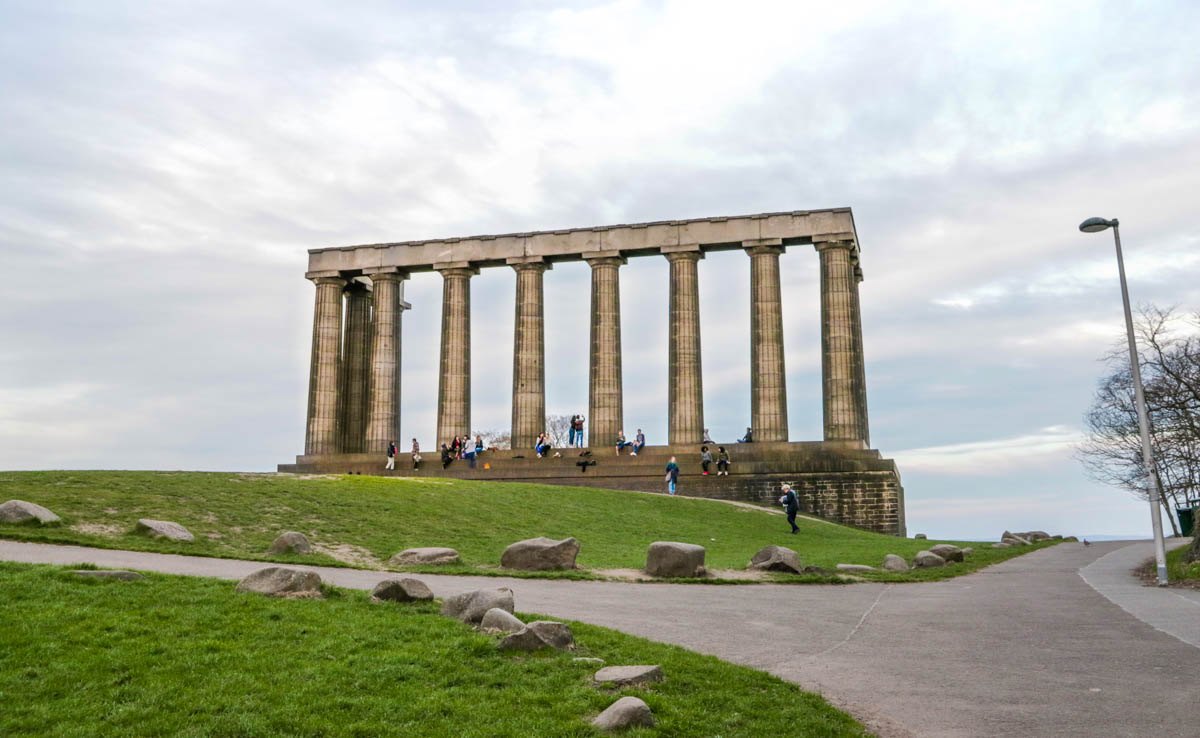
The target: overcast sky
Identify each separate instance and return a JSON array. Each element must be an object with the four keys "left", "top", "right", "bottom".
[{"left": 2, "top": 1, "right": 1198, "bottom": 538}]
